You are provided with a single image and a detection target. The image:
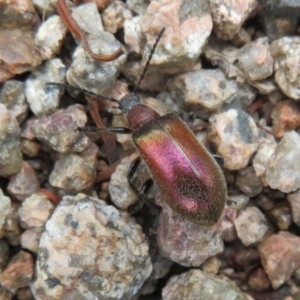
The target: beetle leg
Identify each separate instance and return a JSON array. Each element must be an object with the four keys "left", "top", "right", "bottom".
[{"left": 77, "top": 127, "right": 132, "bottom": 134}]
